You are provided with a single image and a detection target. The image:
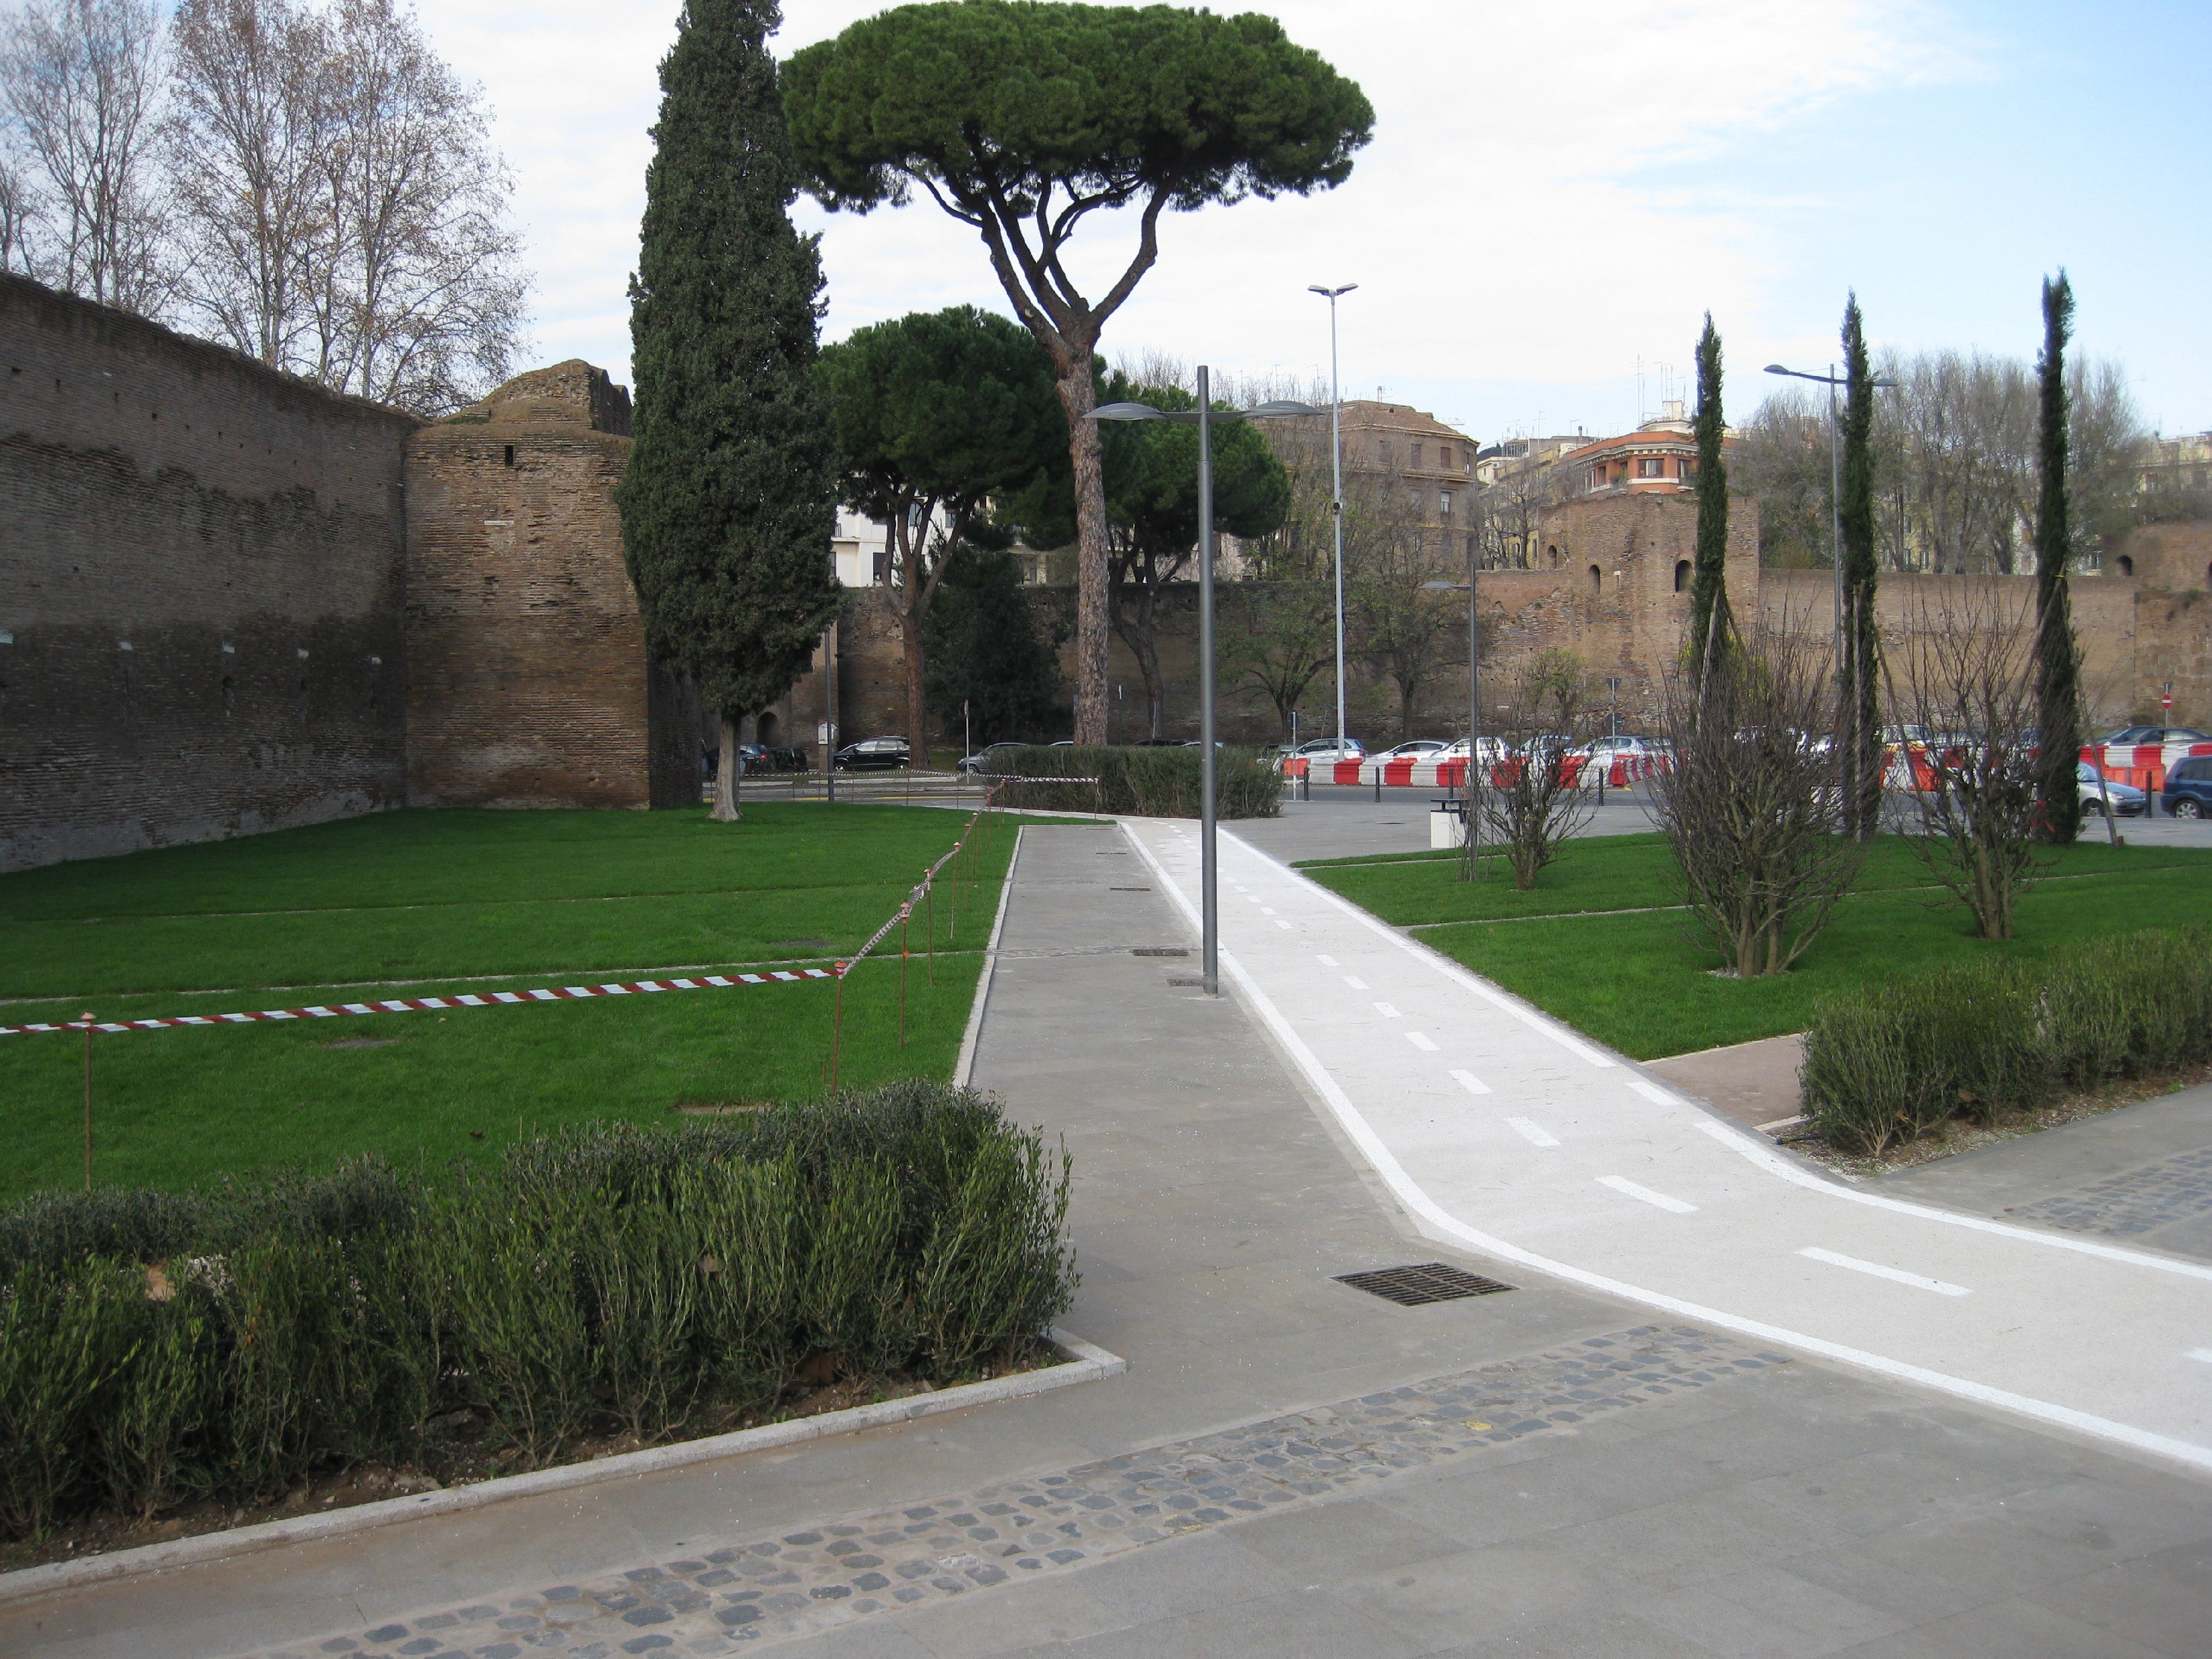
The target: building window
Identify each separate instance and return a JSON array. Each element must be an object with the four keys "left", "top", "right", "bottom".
[
  {"left": 1412, "top": 443, "right": 1424, "bottom": 468},
  {"left": 1587, "top": 468, "right": 1602, "bottom": 492},
  {"left": 1379, "top": 440, "right": 1395, "bottom": 466},
  {"left": 1408, "top": 488, "right": 1424, "bottom": 513},
  {"left": 2117, "top": 555, "right": 2134, "bottom": 577},
  {"left": 1439, "top": 491, "right": 1453, "bottom": 518},
  {"left": 503, "top": 445, "right": 515, "bottom": 467},
  {"left": 1637, "top": 457, "right": 1664, "bottom": 478},
  {"left": 1440, "top": 445, "right": 1453, "bottom": 468},
  {"left": 1589, "top": 564, "right": 1602, "bottom": 594},
  {"left": 1674, "top": 559, "right": 1690, "bottom": 592}
]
